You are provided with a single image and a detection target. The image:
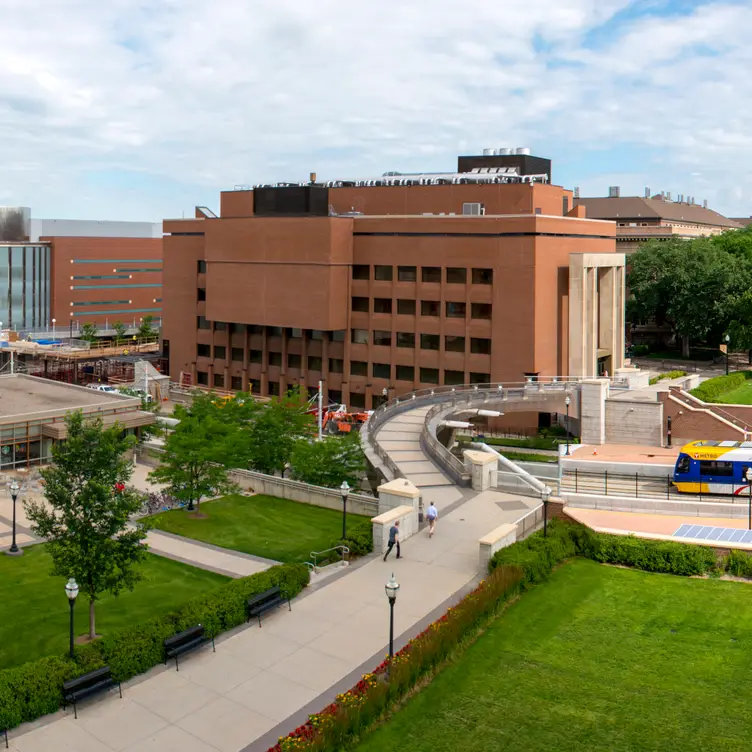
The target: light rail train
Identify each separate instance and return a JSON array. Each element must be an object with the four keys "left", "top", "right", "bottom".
[{"left": 673, "top": 440, "right": 752, "bottom": 494}]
